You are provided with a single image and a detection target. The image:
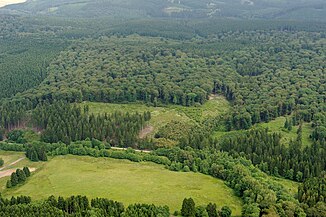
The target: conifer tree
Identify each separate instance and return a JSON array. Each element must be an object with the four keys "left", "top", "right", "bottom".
[
  {"left": 181, "top": 198, "right": 196, "bottom": 217},
  {"left": 10, "top": 172, "right": 18, "bottom": 186},
  {"left": 23, "top": 167, "right": 31, "bottom": 177}
]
